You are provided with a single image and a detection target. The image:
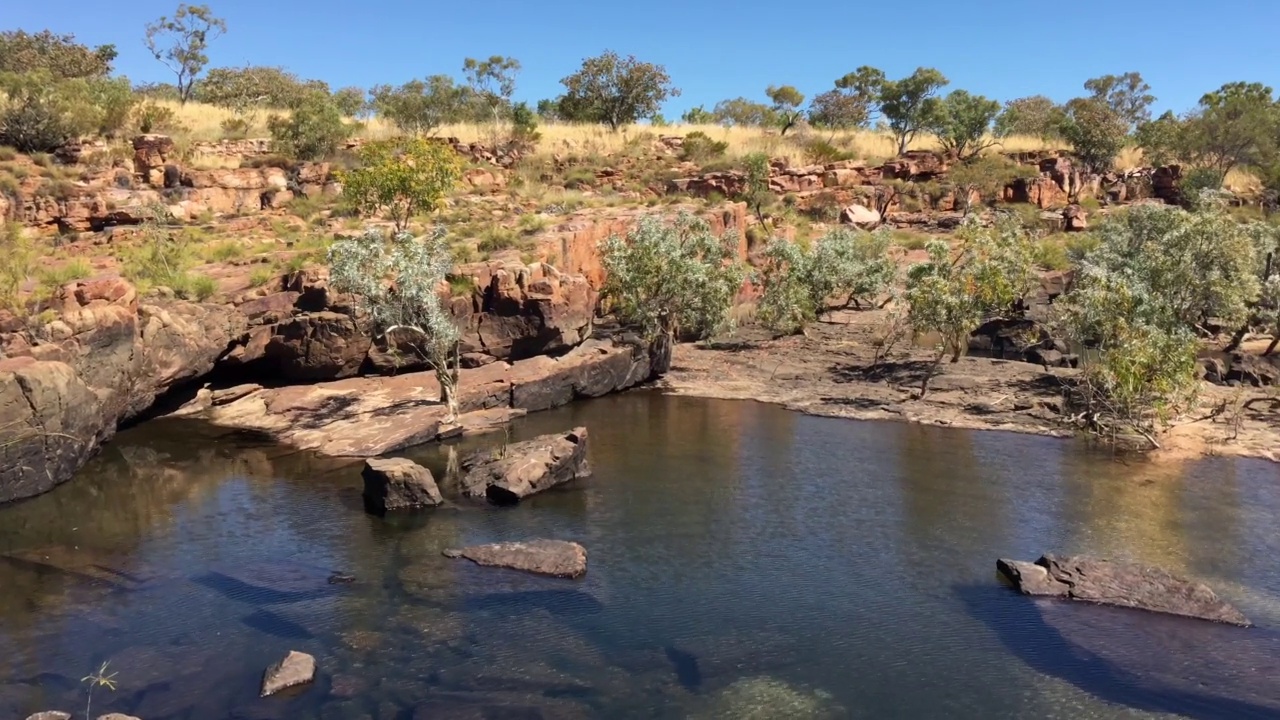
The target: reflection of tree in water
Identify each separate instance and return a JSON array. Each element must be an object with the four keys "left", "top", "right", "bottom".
[{"left": 893, "top": 424, "right": 1007, "bottom": 556}]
